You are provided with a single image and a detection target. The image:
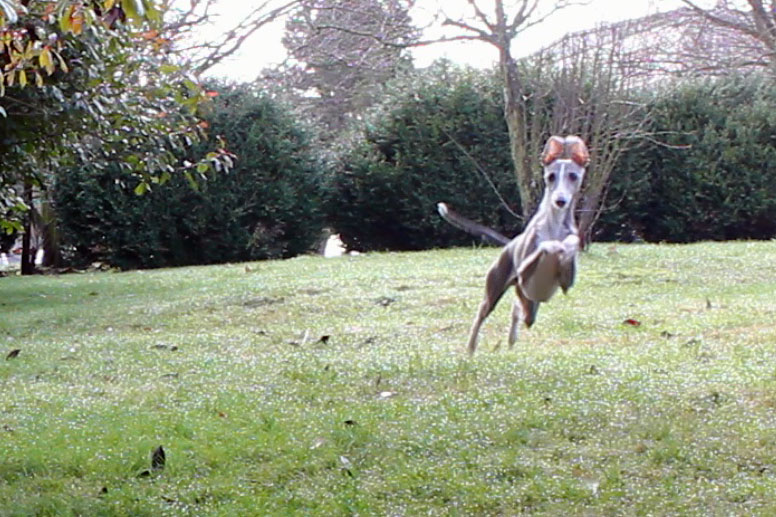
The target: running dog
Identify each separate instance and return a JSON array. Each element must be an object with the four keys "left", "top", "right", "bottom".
[{"left": 451, "top": 135, "right": 589, "bottom": 355}]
